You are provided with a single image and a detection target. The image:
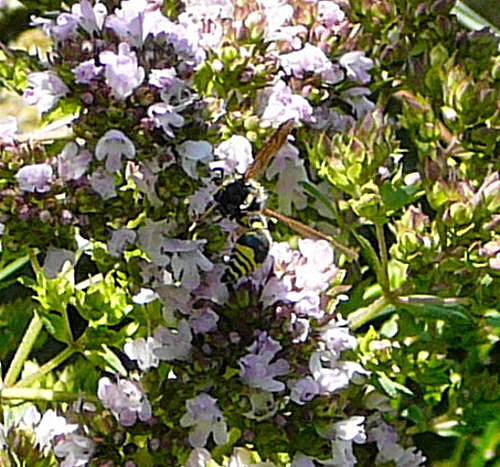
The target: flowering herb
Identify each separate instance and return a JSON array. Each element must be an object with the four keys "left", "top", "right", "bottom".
[{"left": 0, "top": 0, "right": 497, "bottom": 466}]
